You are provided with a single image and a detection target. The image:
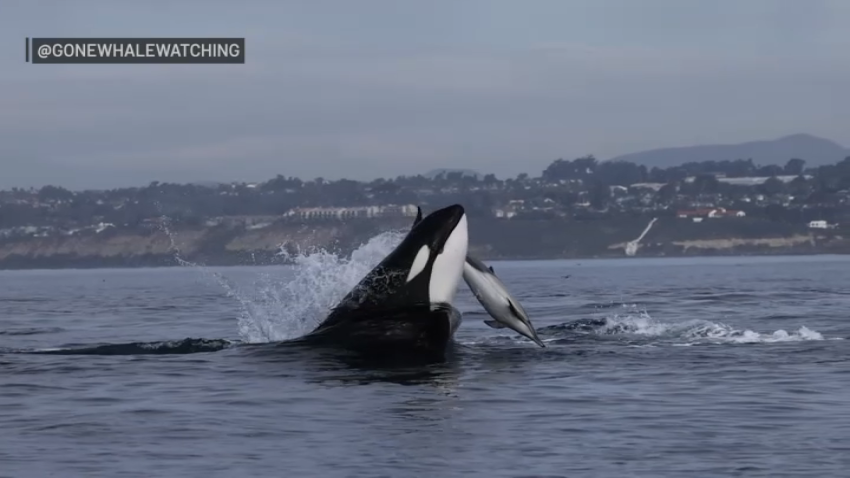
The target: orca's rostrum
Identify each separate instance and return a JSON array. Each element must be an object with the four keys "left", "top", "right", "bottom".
[{"left": 301, "top": 204, "right": 469, "bottom": 356}]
